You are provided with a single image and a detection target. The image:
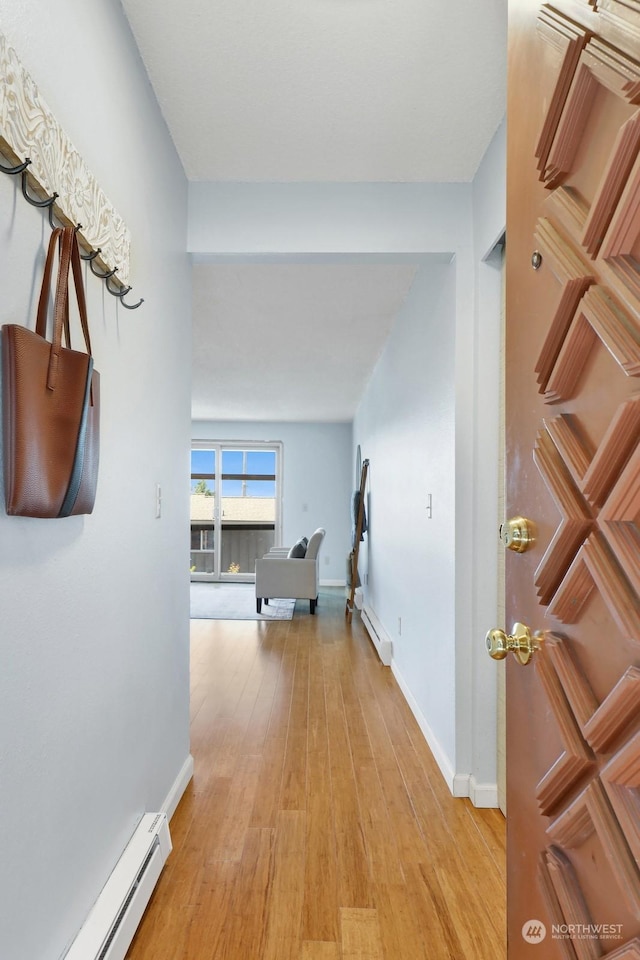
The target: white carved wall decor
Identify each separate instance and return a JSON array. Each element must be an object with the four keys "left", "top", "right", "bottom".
[{"left": 0, "top": 29, "right": 131, "bottom": 283}]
